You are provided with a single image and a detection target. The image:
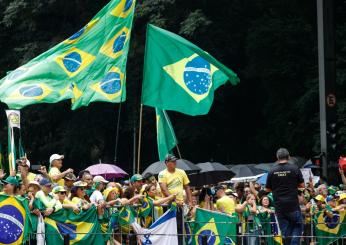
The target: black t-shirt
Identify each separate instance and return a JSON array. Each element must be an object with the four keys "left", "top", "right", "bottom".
[{"left": 266, "top": 162, "right": 304, "bottom": 213}]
